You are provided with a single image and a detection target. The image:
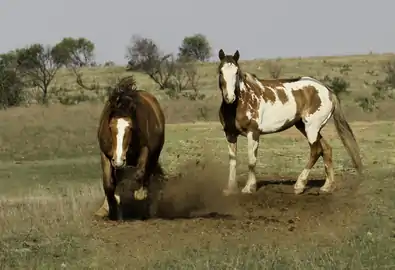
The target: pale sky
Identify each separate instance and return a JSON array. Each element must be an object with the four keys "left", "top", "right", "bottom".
[{"left": 0, "top": 0, "right": 393, "bottom": 64}]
